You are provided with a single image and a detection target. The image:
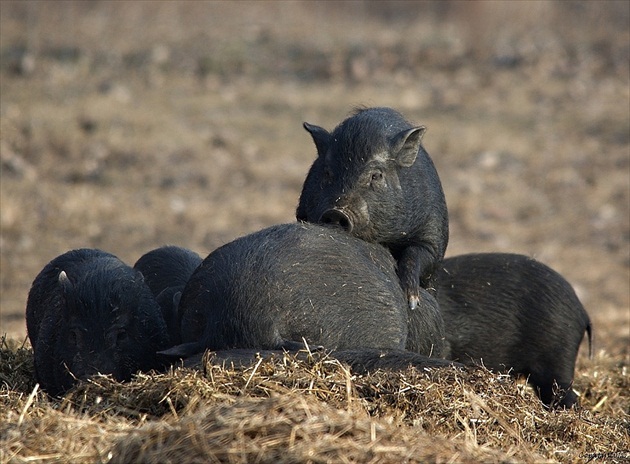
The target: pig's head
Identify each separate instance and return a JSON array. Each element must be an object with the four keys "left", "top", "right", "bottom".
[
  {"left": 56, "top": 265, "right": 169, "bottom": 386},
  {"left": 297, "top": 110, "right": 426, "bottom": 244}
]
